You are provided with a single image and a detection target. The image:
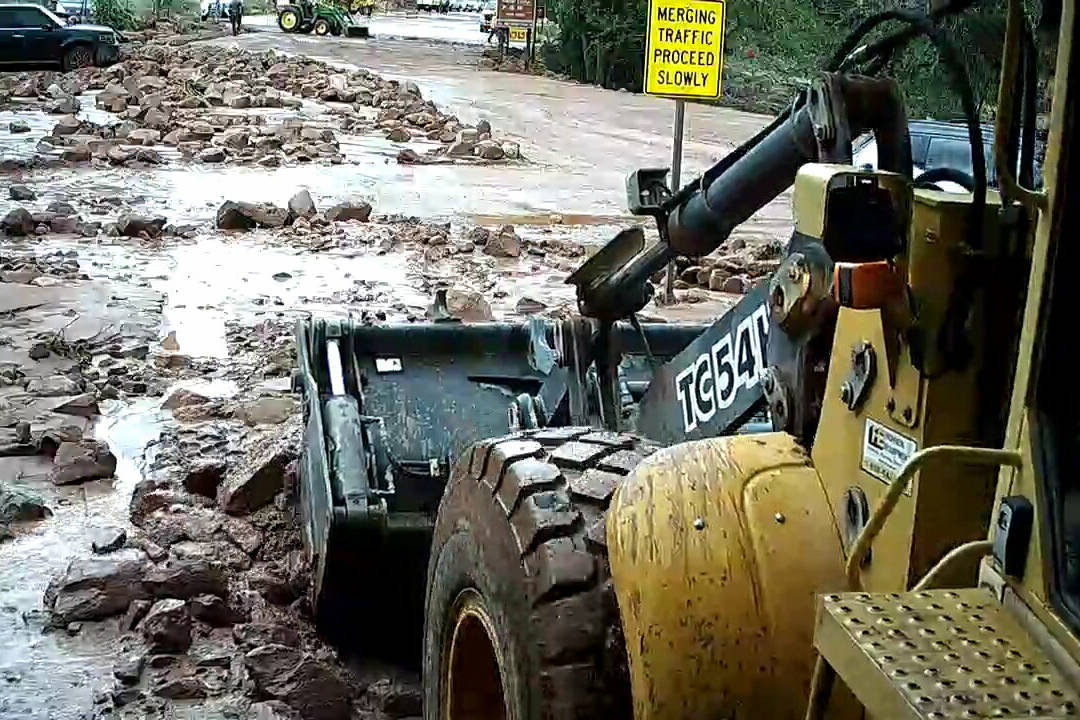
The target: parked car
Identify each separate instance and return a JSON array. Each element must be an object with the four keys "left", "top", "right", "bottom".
[
  {"left": 853, "top": 119, "right": 999, "bottom": 192},
  {"left": 0, "top": 2, "right": 119, "bottom": 70}
]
